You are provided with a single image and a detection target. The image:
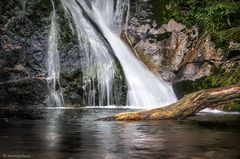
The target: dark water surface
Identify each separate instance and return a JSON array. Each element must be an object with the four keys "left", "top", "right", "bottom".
[{"left": 0, "top": 108, "right": 240, "bottom": 159}]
